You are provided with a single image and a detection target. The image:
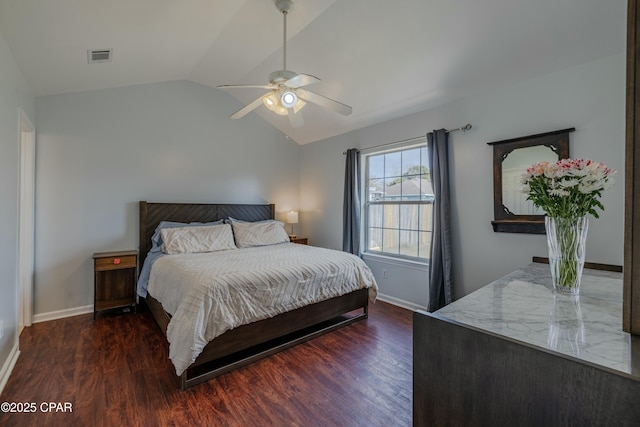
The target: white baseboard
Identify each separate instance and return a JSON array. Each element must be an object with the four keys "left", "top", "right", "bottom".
[
  {"left": 32, "top": 304, "right": 93, "bottom": 324},
  {"left": 0, "top": 341, "right": 20, "bottom": 395},
  {"left": 376, "top": 293, "right": 428, "bottom": 312}
]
